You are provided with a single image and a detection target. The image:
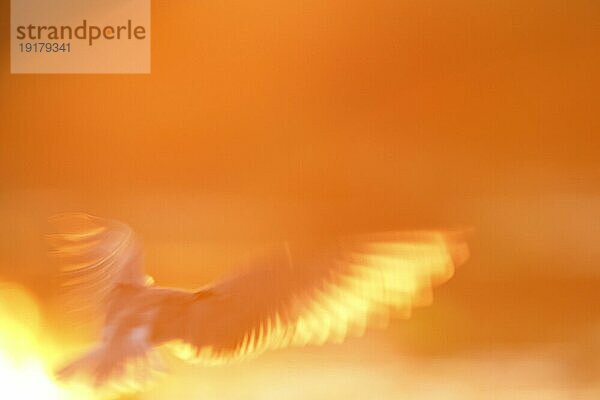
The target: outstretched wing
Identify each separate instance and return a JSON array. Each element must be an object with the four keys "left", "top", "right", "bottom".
[
  {"left": 47, "top": 213, "right": 150, "bottom": 326},
  {"left": 167, "top": 231, "right": 469, "bottom": 365}
]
